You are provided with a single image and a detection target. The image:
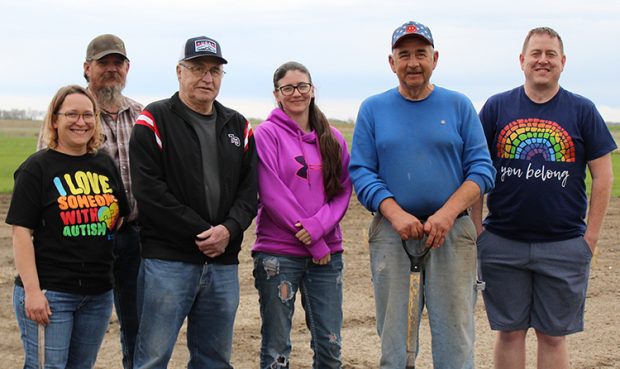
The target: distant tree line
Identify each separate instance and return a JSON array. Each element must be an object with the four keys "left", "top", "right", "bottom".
[{"left": 0, "top": 109, "right": 45, "bottom": 120}]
